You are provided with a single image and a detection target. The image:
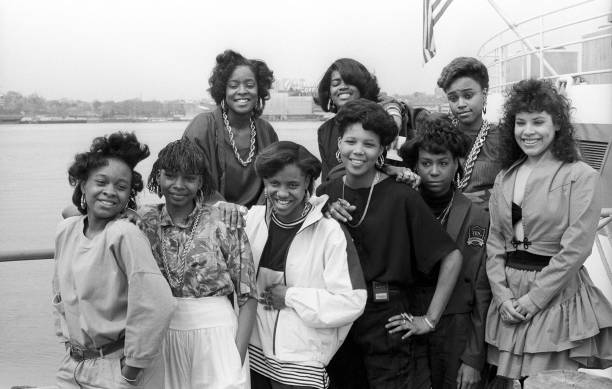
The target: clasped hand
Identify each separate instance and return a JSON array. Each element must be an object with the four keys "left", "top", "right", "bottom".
[
  {"left": 259, "top": 284, "right": 287, "bottom": 310},
  {"left": 499, "top": 295, "right": 539, "bottom": 323}
]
